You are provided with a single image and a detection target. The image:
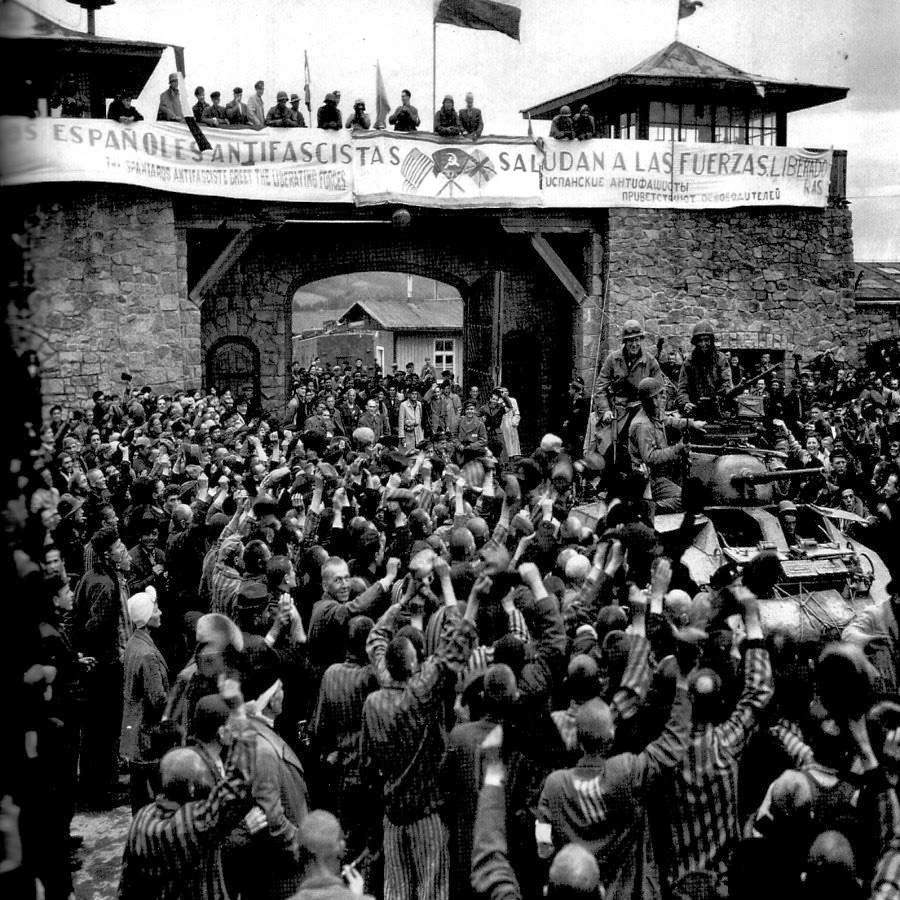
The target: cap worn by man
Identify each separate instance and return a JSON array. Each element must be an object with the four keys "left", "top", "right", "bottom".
[{"left": 128, "top": 586, "right": 157, "bottom": 628}]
